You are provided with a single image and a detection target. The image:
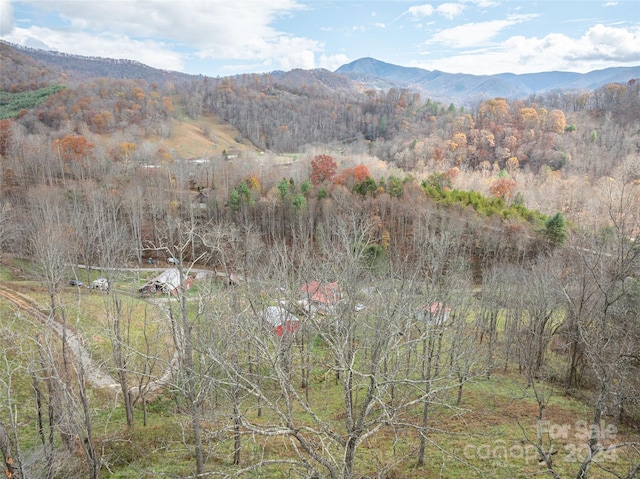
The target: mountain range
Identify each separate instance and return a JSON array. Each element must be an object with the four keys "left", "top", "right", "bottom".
[
  {"left": 335, "top": 57, "right": 640, "bottom": 105},
  {"left": 2, "top": 41, "right": 639, "bottom": 106}
]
